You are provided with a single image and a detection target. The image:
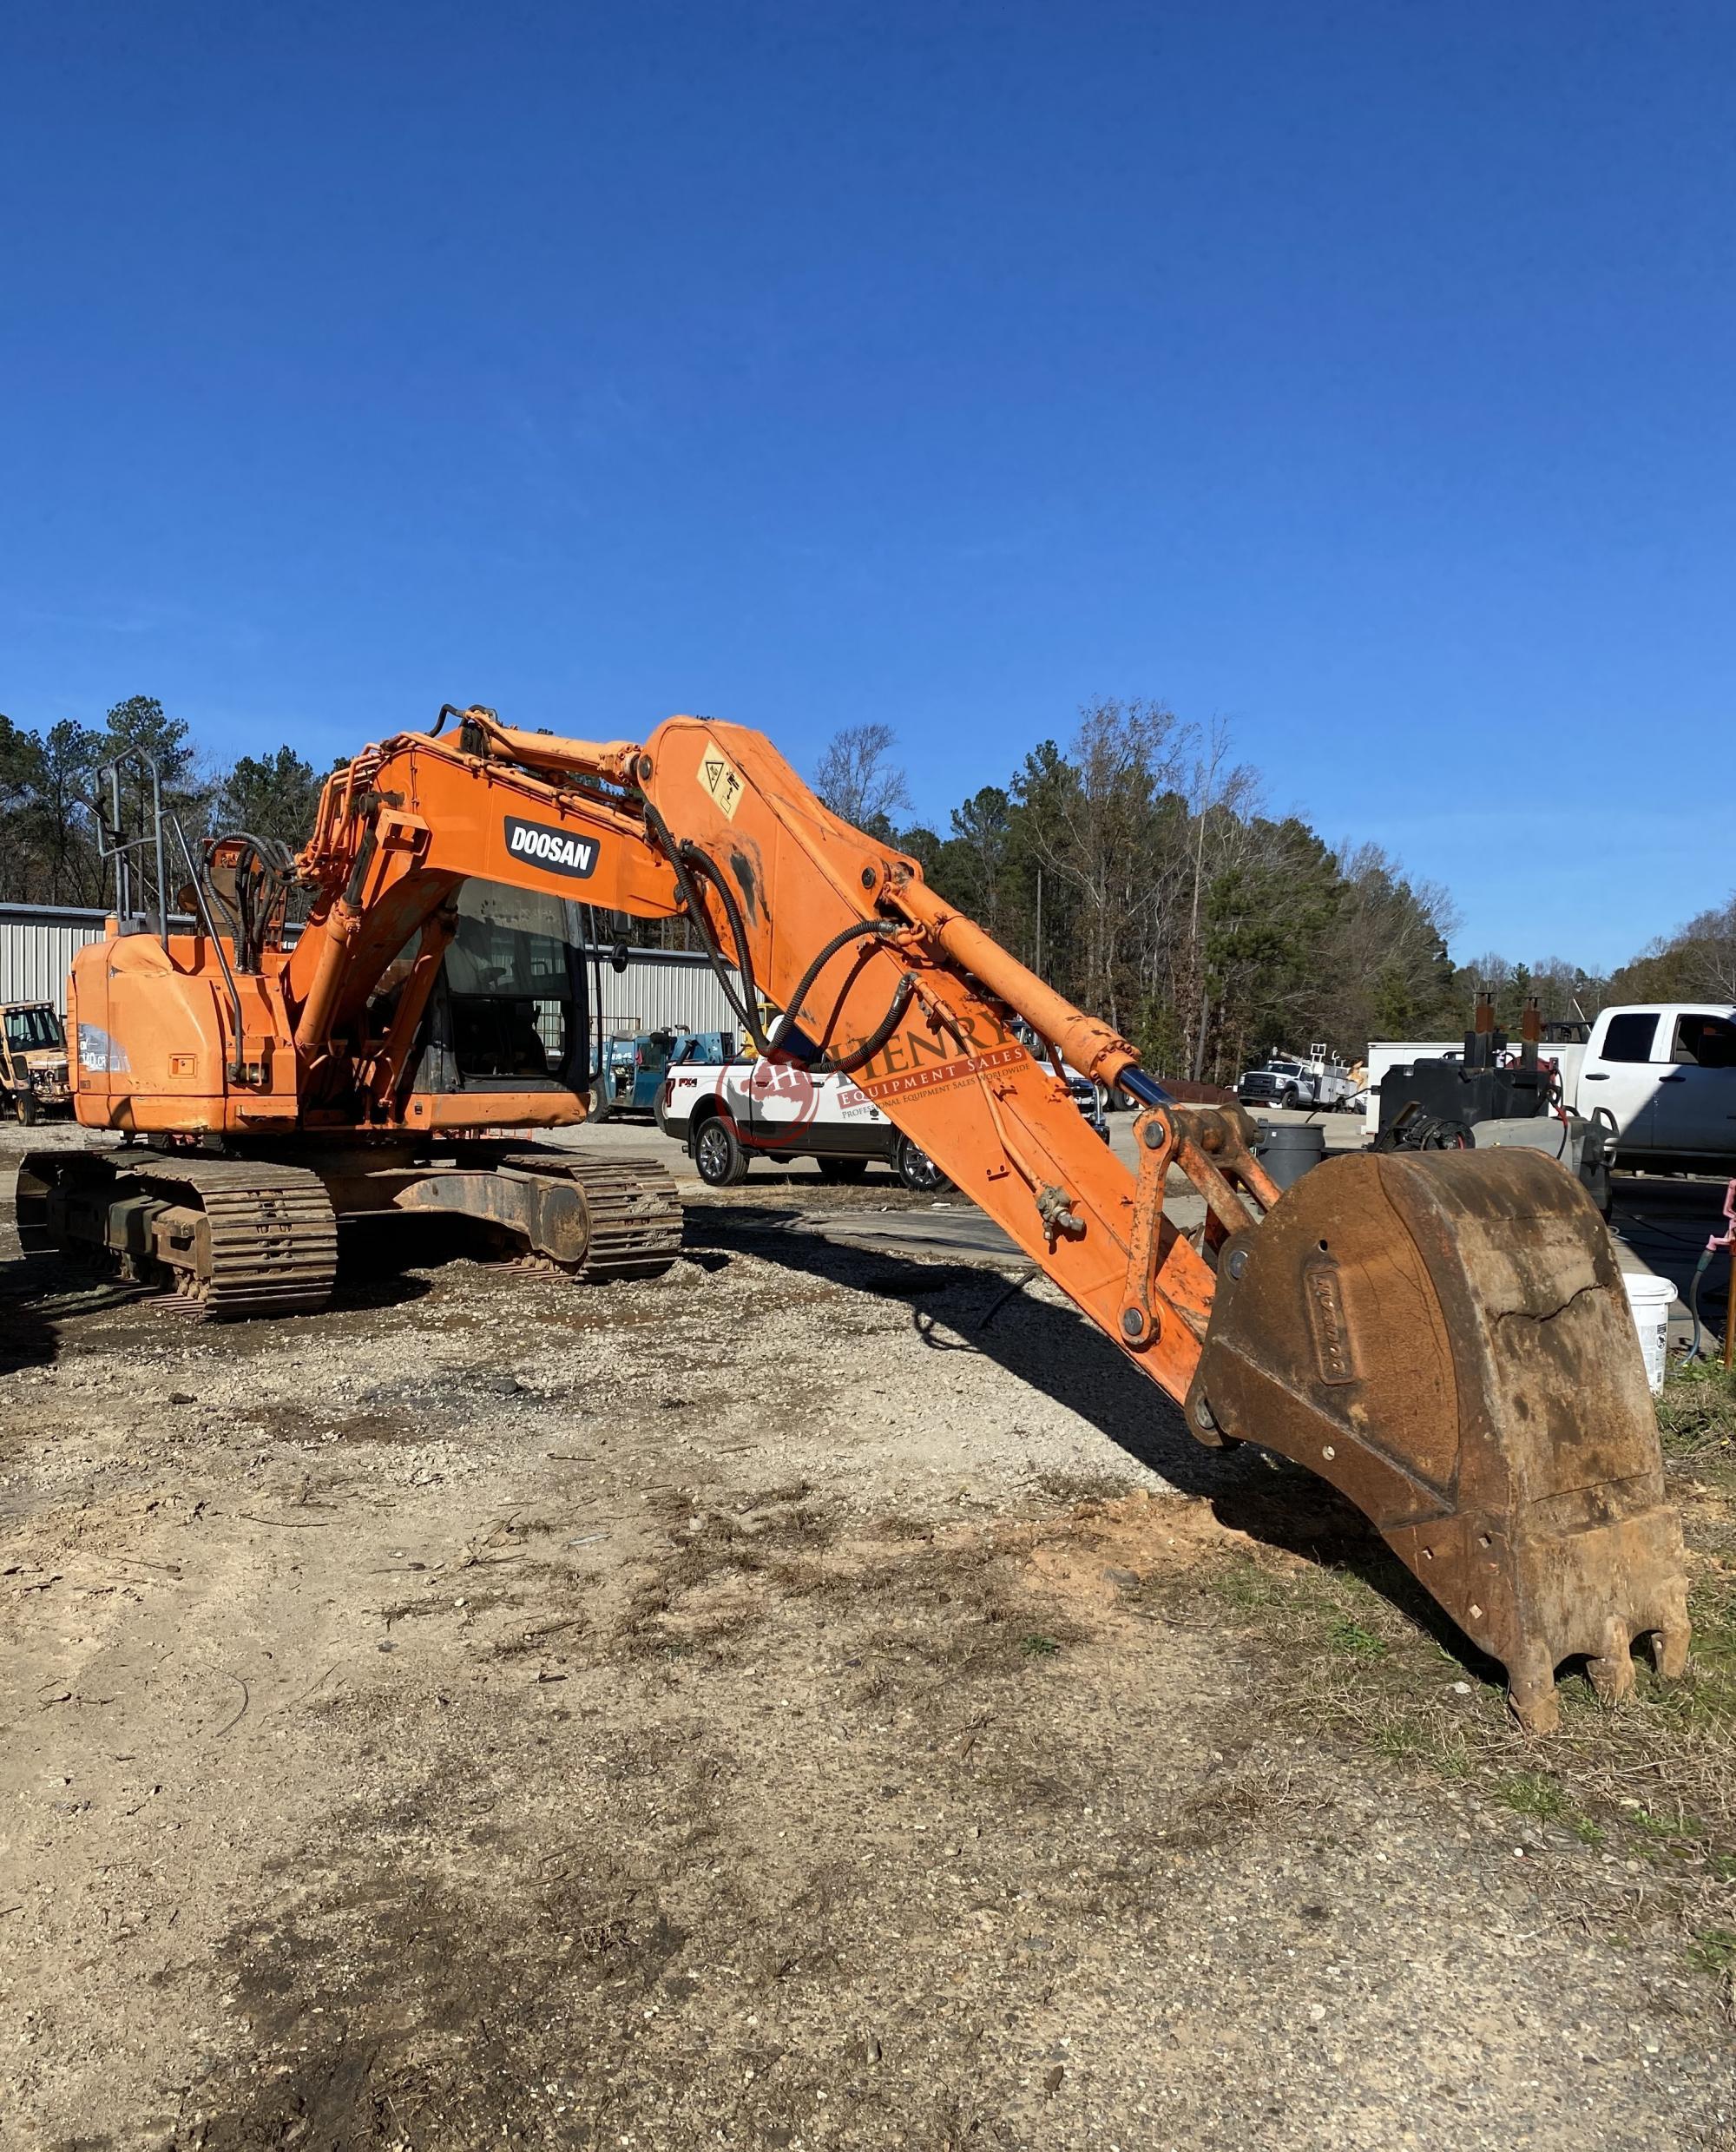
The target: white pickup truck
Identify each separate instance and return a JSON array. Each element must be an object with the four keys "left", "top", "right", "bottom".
[
  {"left": 1366, "top": 1003, "right": 1736, "bottom": 1171},
  {"left": 658, "top": 1052, "right": 1109, "bottom": 1190}
]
